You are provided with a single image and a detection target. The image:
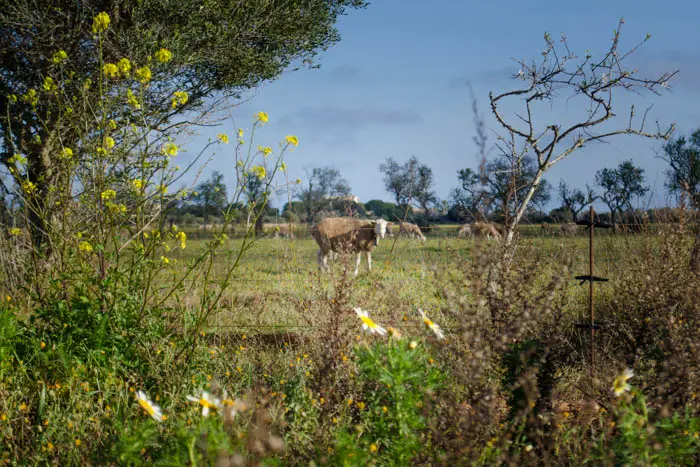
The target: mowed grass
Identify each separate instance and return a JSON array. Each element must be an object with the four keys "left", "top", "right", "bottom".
[{"left": 166, "top": 227, "right": 655, "bottom": 335}]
